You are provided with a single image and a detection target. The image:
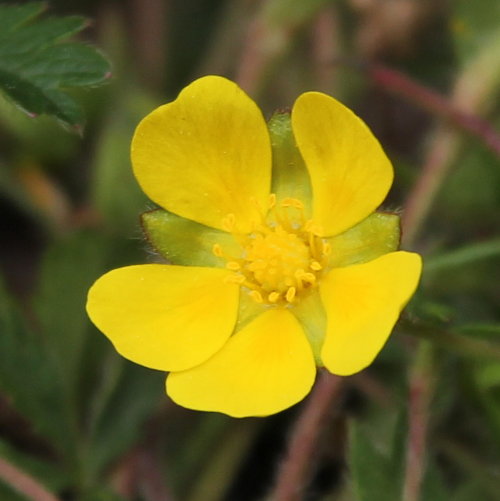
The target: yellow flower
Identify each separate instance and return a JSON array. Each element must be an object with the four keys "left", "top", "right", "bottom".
[{"left": 86, "top": 76, "right": 422, "bottom": 418}]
